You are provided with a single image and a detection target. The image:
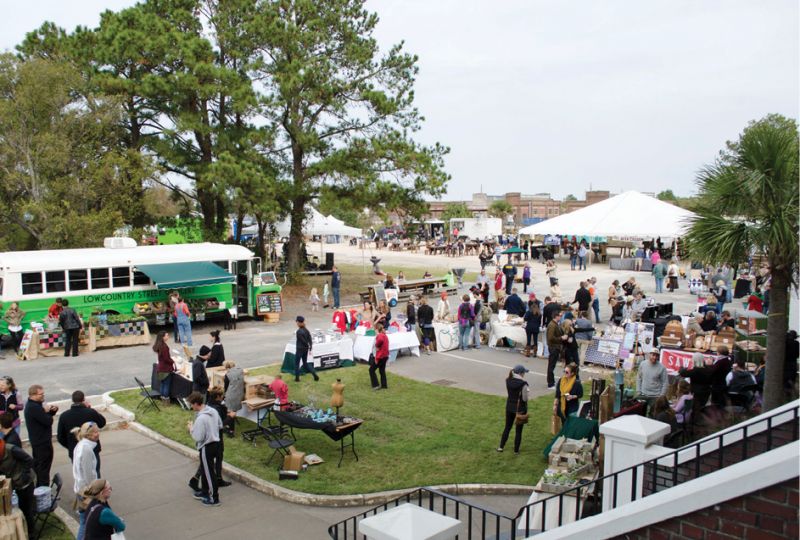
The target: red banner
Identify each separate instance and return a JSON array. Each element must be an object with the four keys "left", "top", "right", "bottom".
[{"left": 659, "top": 348, "right": 717, "bottom": 375}]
